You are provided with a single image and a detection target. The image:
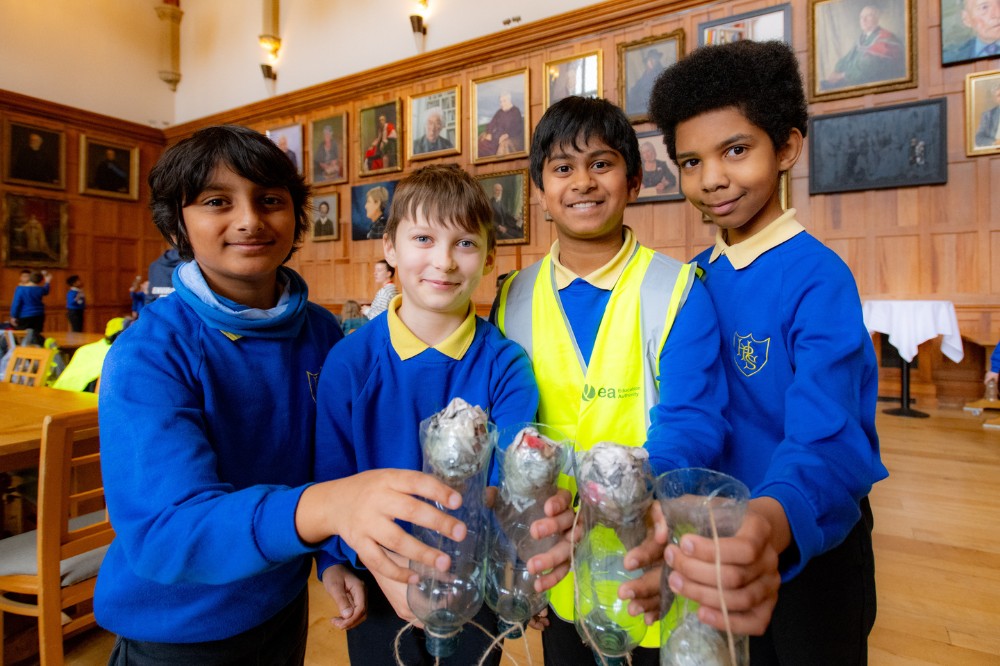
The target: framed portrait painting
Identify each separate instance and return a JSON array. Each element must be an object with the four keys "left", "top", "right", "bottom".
[
  {"left": 965, "top": 70, "right": 1000, "bottom": 156},
  {"left": 808, "top": 98, "right": 947, "bottom": 194},
  {"left": 407, "top": 86, "right": 461, "bottom": 162},
  {"left": 359, "top": 100, "right": 402, "bottom": 176},
  {"left": 311, "top": 193, "right": 340, "bottom": 242},
  {"left": 942, "top": 0, "right": 1000, "bottom": 66},
  {"left": 544, "top": 51, "right": 602, "bottom": 110},
  {"left": 475, "top": 169, "right": 529, "bottom": 246},
  {"left": 350, "top": 180, "right": 397, "bottom": 241},
  {"left": 309, "top": 114, "right": 347, "bottom": 185},
  {"left": 618, "top": 32, "right": 684, "bottom": 123},
  {"left": 472, "top": 69, "right": 530, "bottom": 164},
  {"left": 2, "top": 120, "right": 65, "bottom": 190},
  {"left": 698, "top": 4, "right": 792, "bottom": 46},
  {"left": 633, "top": 130, "right": 683, "bottom": 203},
  {"left": 2, "top": 193, "right": 68, "bottom": 268},
  {"left": 266, "top": 124, "right": 304, "bottom": 174},
  {"left": 79, "top": 135, "right": 139, "bottom": 200},
  {"left": 809, "top": 0, "right": 916, "bottom": 102}
]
